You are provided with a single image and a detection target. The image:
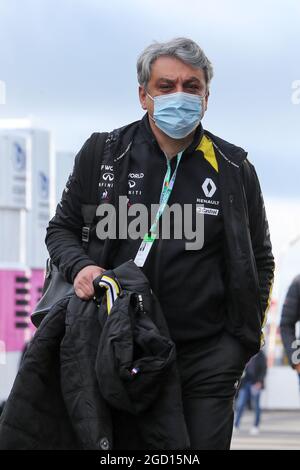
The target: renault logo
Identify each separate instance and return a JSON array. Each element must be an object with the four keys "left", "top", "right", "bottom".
[{"left": 202, "top": 178, "right": 216, "bottom": 198}]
